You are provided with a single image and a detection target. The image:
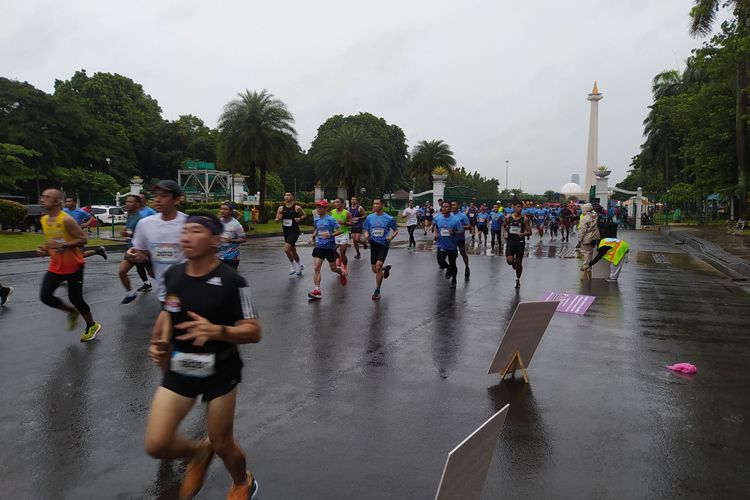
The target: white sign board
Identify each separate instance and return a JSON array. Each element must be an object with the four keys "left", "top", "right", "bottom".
[{"left": 488, "top": 301, "right": 558, "bottom": 375}]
